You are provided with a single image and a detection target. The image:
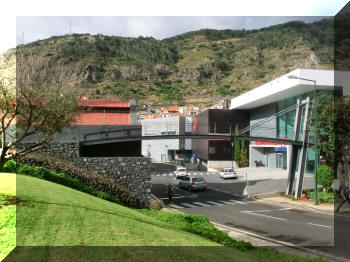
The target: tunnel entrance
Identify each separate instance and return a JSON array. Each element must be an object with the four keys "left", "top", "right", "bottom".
[{"left": 80, "top": 141, "right": 142, "bottom": 157}]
